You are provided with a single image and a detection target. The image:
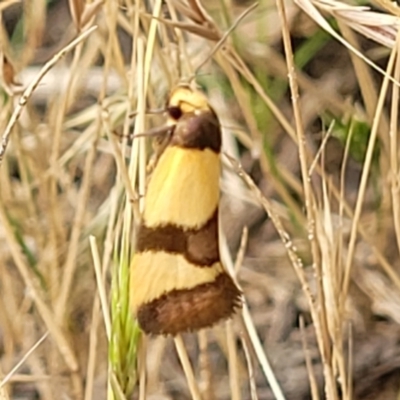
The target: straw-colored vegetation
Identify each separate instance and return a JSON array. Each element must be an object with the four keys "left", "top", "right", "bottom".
[{"left": 0, "top": 0, "right": 400, "bottom": 399}]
